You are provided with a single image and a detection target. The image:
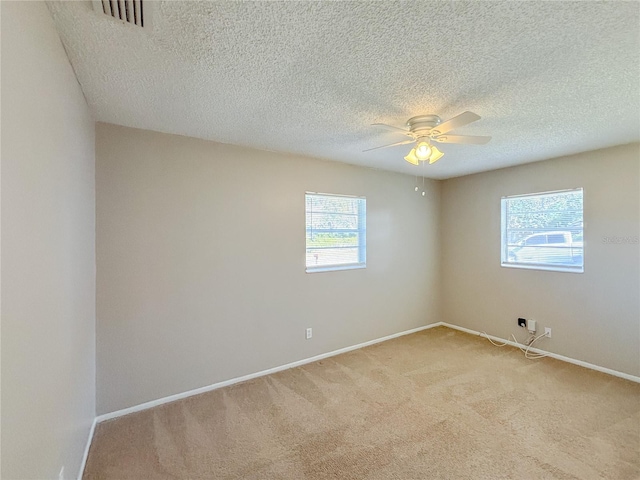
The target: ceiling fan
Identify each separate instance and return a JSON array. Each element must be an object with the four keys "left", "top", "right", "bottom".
[{"left": 364, "top": 111, "right": 491, "bottom": 165}]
